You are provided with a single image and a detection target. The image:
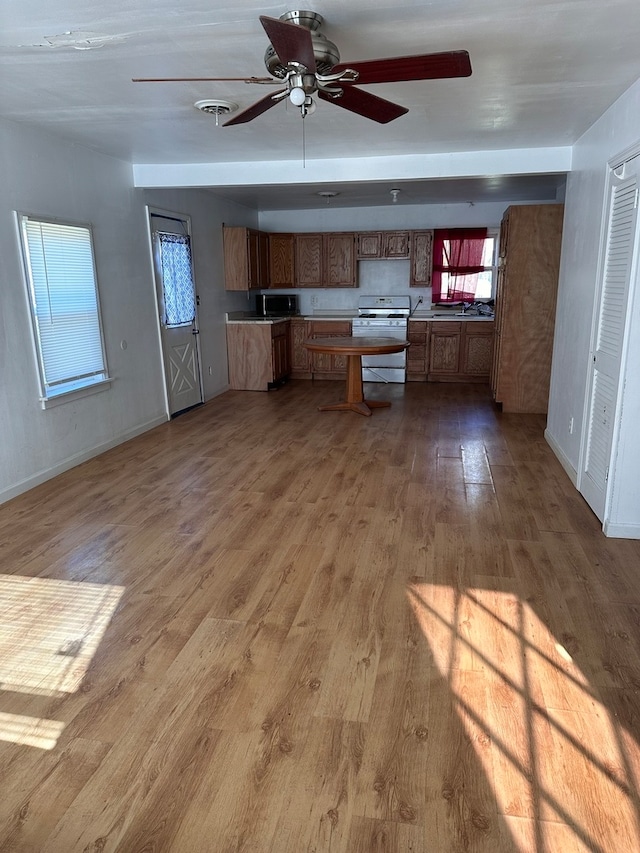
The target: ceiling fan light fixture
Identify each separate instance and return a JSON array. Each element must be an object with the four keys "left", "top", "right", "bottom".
[
  {"left": 289, "top": 86, "right": 307, "bottom": 106},
  {"left": 302, "top": 96, "right": 316, "bottom": 116}
]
